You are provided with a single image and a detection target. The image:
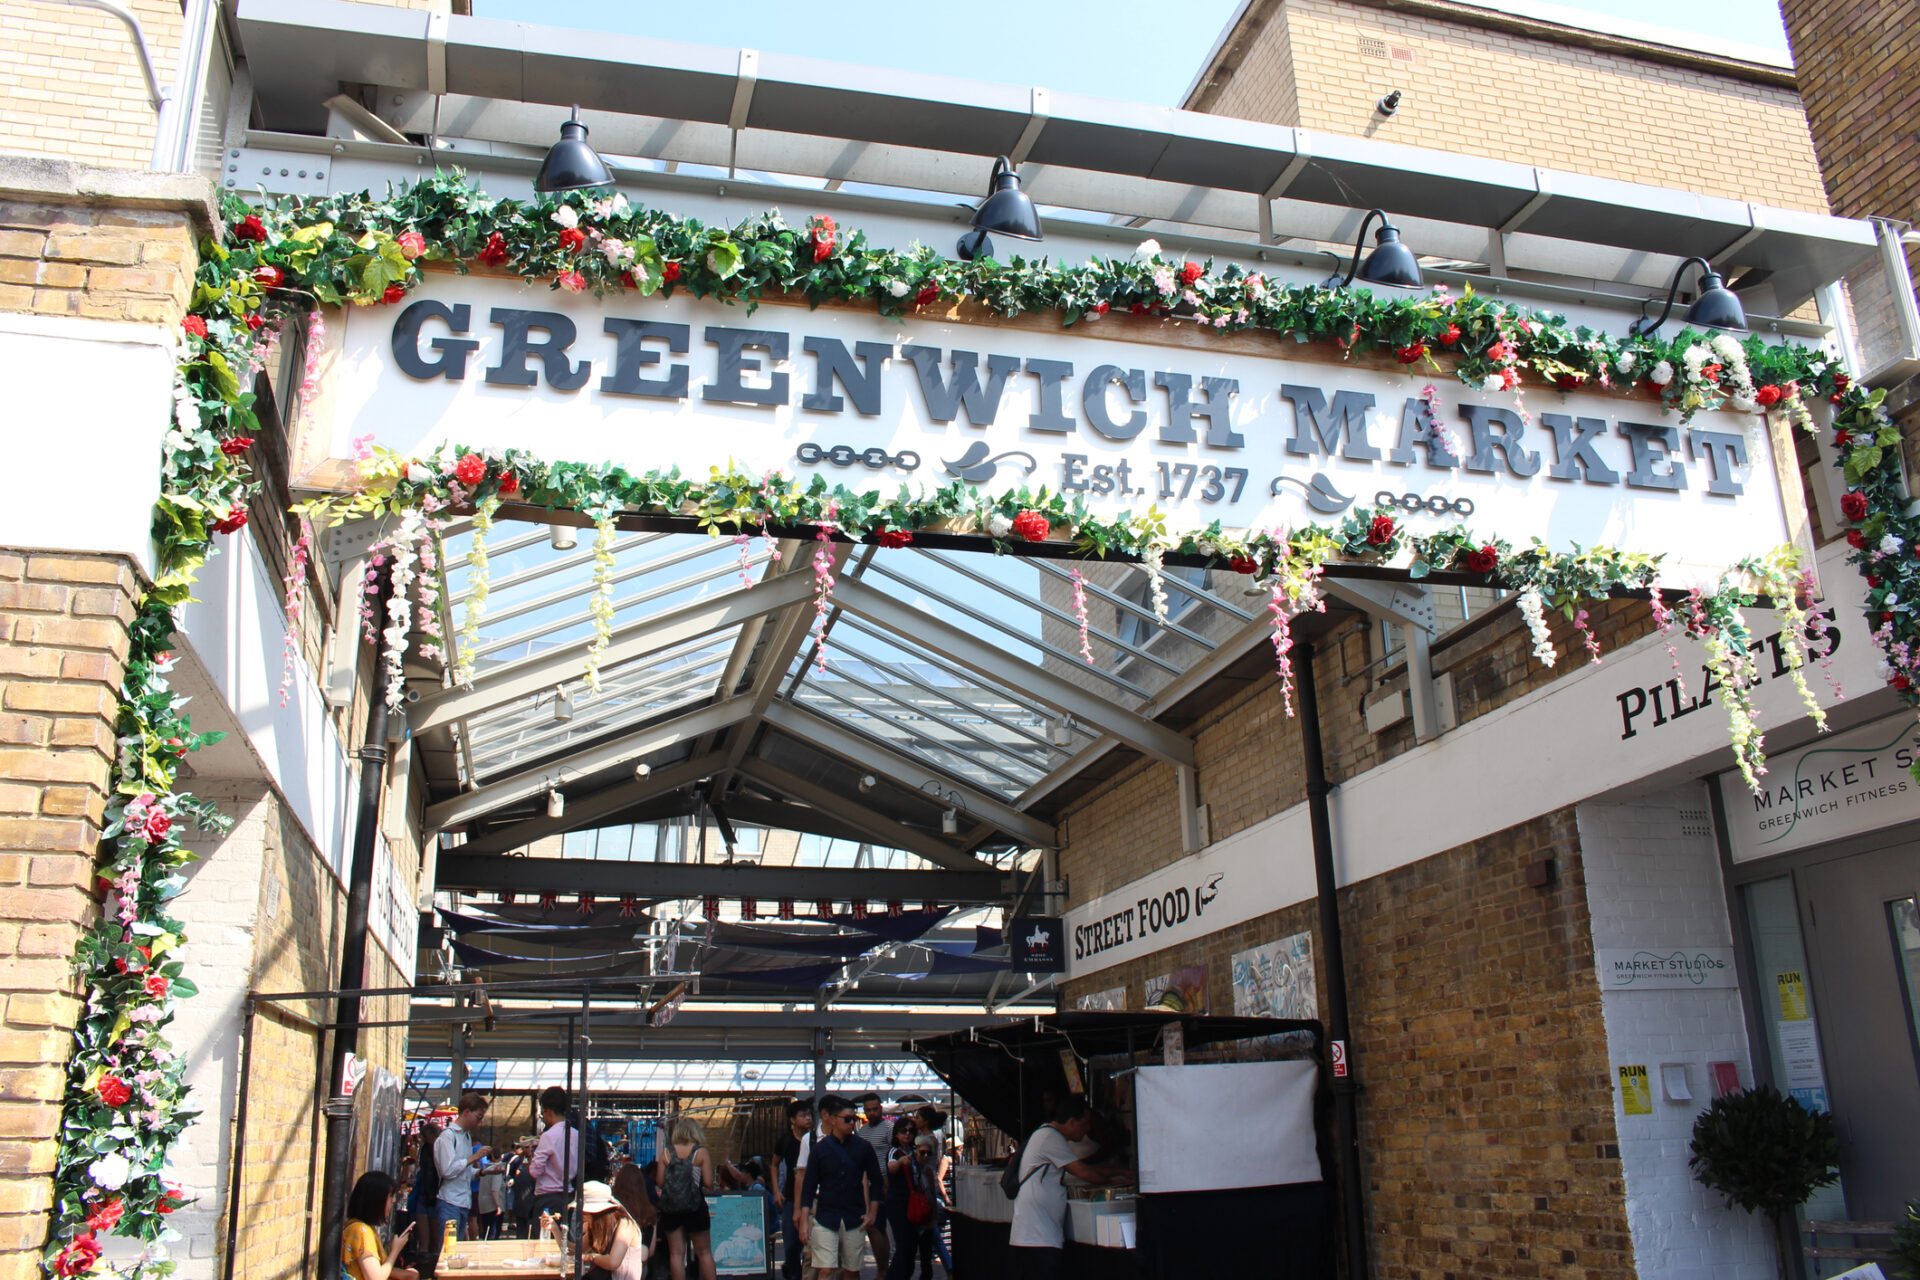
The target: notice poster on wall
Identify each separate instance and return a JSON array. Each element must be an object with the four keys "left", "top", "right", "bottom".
[
  {"left": 1777, "top": 969, "right": 1810, "bottom": 1020},
  {"left": 1143, "top": 966, "right": 1207, "bottom": 1014},
  {"left": 1077, "top": 986, "right": 1124, "bottom": 1012},
  {"left": 1777, "top": 1021, "right": 1829, "bottom": 1112},
  {"left": 1231, "top": 933, "right": 1317, "bottom": 1020},
  {"left": 1618, "top": 1064, "right": 1653, "bottom": 1116}
]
